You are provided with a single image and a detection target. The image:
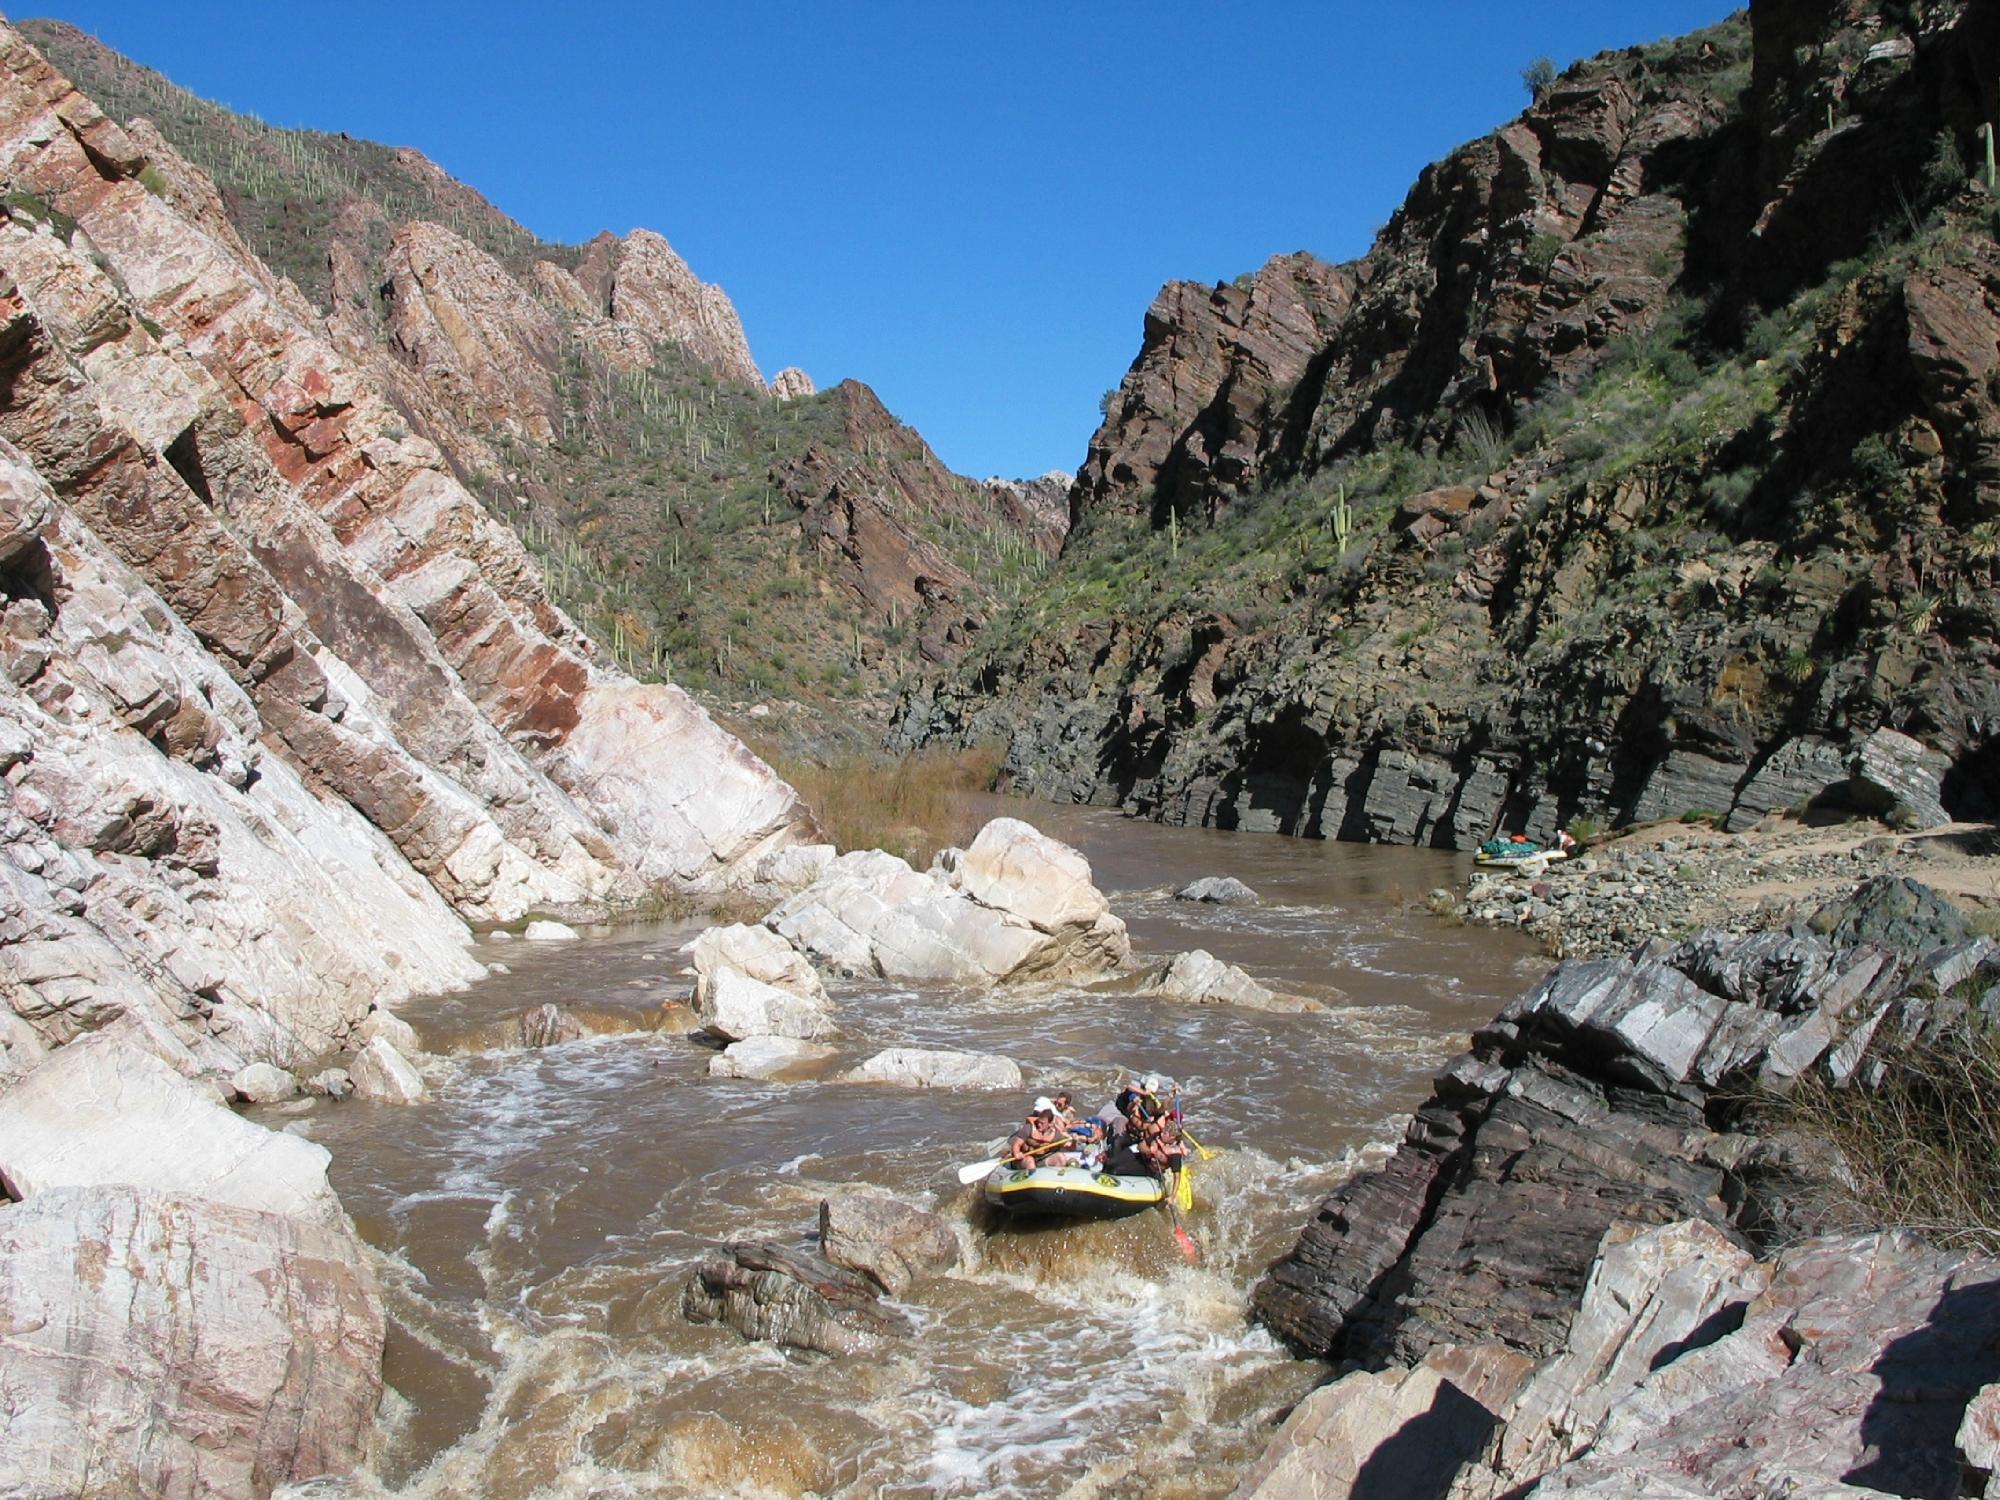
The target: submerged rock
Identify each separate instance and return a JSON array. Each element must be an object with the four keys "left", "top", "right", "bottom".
[
  {"left": 838, "top": 1047, "right": 1022, "bottom": 1090},
  {"left": 680, "top": 1240, "right": 912, "bottom": 1356},
  {"left": 519, "top": 1003, "right": 585, "bottom": 1048},
  {"left": 0, "top": 1186, "right": 385, "bottom": 1500},
  {"left": 1176, "top": 876, "right": 1259, "bottom": 905},
  {"left": 818, "top": 1190, "right": 959, "bottom": 1296},
  {"left": 708, "top": 1036, "right": 837, "bottom": 1081}
]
